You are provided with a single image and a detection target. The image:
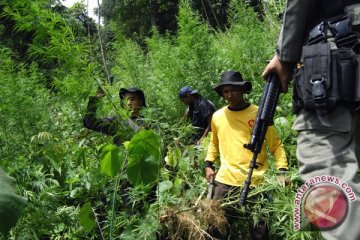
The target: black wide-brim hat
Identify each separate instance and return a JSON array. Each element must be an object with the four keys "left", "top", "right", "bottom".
[
  {"left": 119, "top": 87, "right": 146, "bottom": 107},
  {"left": 213, "top": 70, "right": 252, "bottom": 96}
]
